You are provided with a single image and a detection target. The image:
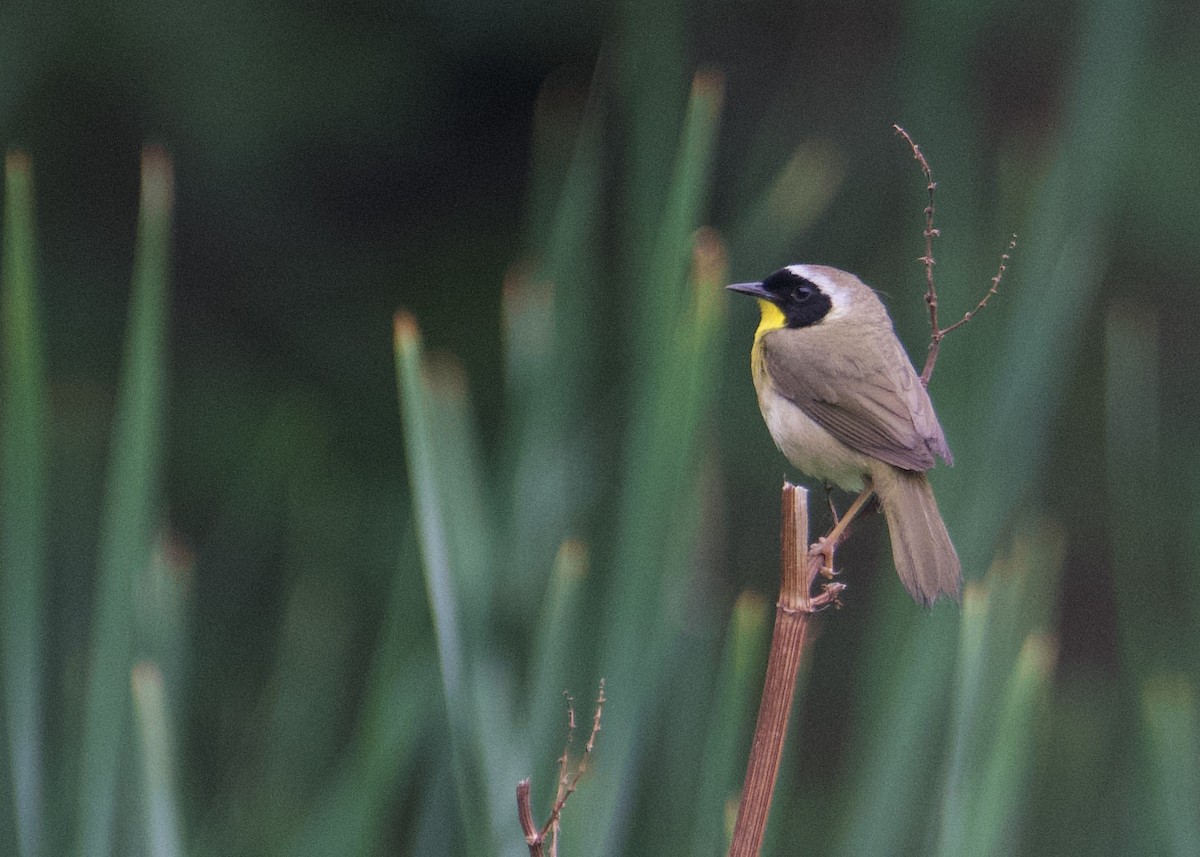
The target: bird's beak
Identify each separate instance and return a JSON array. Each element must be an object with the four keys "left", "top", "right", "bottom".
[{"left": 726, "top": 281, "right": 772, "bottom": 300}]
